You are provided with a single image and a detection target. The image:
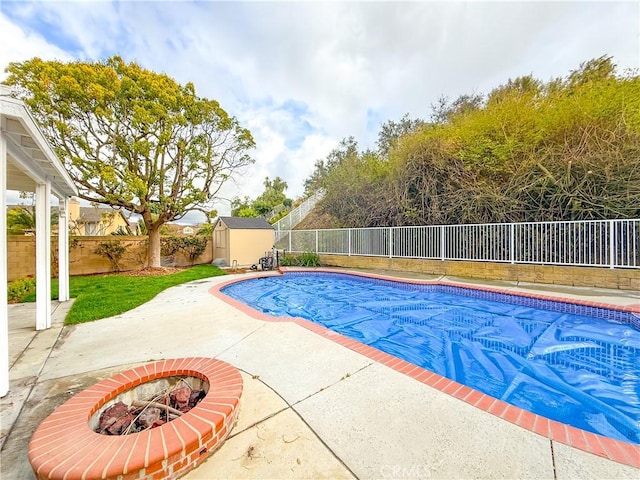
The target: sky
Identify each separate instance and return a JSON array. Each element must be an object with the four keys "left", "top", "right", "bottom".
[{"left": 1, "top": 0, "right": 639, "bottom": 222}]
